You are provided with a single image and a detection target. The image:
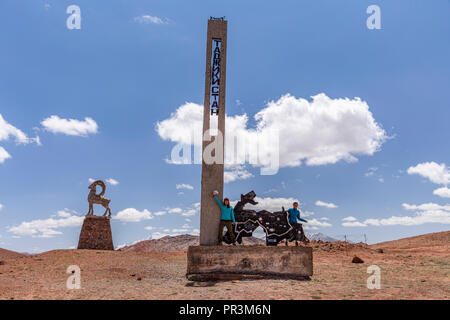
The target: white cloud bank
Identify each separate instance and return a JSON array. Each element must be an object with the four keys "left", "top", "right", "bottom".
[
  {"left": 0, "top": 113, "right": 40, "bottom": 163},
  {"left": 342, "top": 202, "right": 450, "bottom": 227},
  {"left": 8, "top": 210, "right": 84, "bottom": 238},
  {"left": 156, "top": 93, "right": 387, "bottom": 172},
  {"left": 315, "top": 200, "right": 338, "bottom": 208},
  {"left": 41, "top": 115, "right": 98, "bottom": 137}
]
